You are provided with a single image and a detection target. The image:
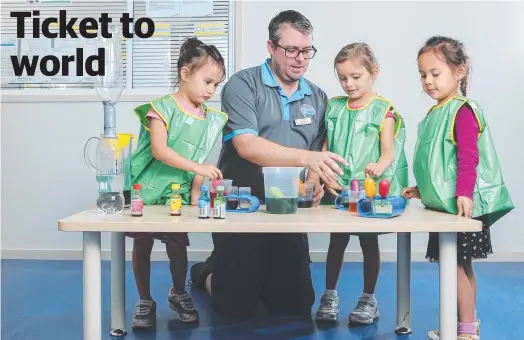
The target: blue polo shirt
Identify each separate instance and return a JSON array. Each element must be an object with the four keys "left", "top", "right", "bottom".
[{"left": 217, "top": 58, "right": 328, "bottom": 199}]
